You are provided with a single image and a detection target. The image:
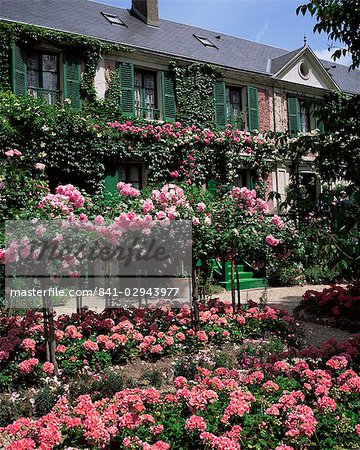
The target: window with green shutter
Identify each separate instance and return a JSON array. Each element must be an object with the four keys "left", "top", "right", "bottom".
[
  {"left": 214, "top": 80, "right": 226, "bottom": 126},
  {"left": 104, "top": 162, "right": 144, "bottom": 197},
  {"left": 287, "top": 96, "right": 300, "bottom": 136},
  {"left": 63, "top": 54, "right": 82, "bottom": 109},
  {"left": 119, "top": 62, "right": 135, "bottom": 115},
  {"left": 11, "top": 44, "right": 27, "bottom": 96},
  {"left": 134, "top": 69, "right": 159, "bottom": 119},
  {"left": 247, "top": 86, "right": 259, "bottom": 132},
  {"left": 225, "top": 86, "right": 244, "bottom": 128},
  {"left": 27, "top": 51, "right": 60, "bottom": 104},
  {"left": 161, "top": 71, "right": 176, "bottom": 122}
]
